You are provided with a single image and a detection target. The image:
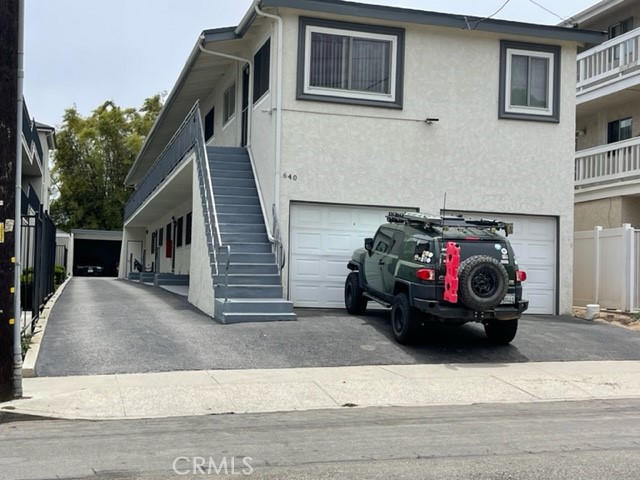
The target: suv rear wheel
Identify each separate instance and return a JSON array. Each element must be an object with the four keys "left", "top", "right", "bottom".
[
  {"left": 484, "top": 319, "right": 518, "bottom": 345},
  {"left": 391, "top": 293, "right": 420, "bottom": 344},
  {"left": 345, "top": 272, "right": 368, "bottom": 315},
  {"left": 457, "top": 255, "right": 509, "bottom": 311}
]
